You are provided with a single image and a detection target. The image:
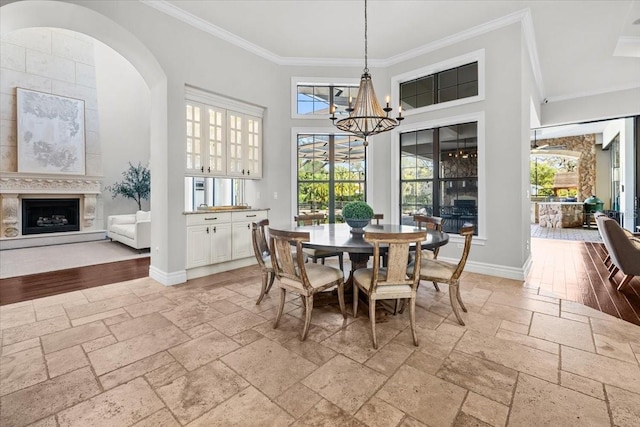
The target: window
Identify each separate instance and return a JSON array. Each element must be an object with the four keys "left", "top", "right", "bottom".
[
  {"left": 296, "top": 84, "right": 359, "bottom": 117},
  {"left": 400, "top": 122, "right": 478, "bottom": 234},
  {"left": 297, "top": 133, "right": 366, "bottom": 223},
  {"left": 400, "top": 62, "right": 477, "bottom": 110}
]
